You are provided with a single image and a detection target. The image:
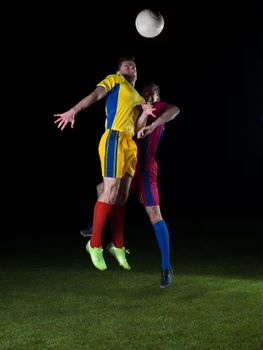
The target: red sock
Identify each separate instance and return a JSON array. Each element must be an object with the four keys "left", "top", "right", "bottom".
[
  {"left": 109, "top": 204, "right": 125, "bottom": 248},
  {"left": 90, "top": 201, "right": 112, "bottom": 248}
]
